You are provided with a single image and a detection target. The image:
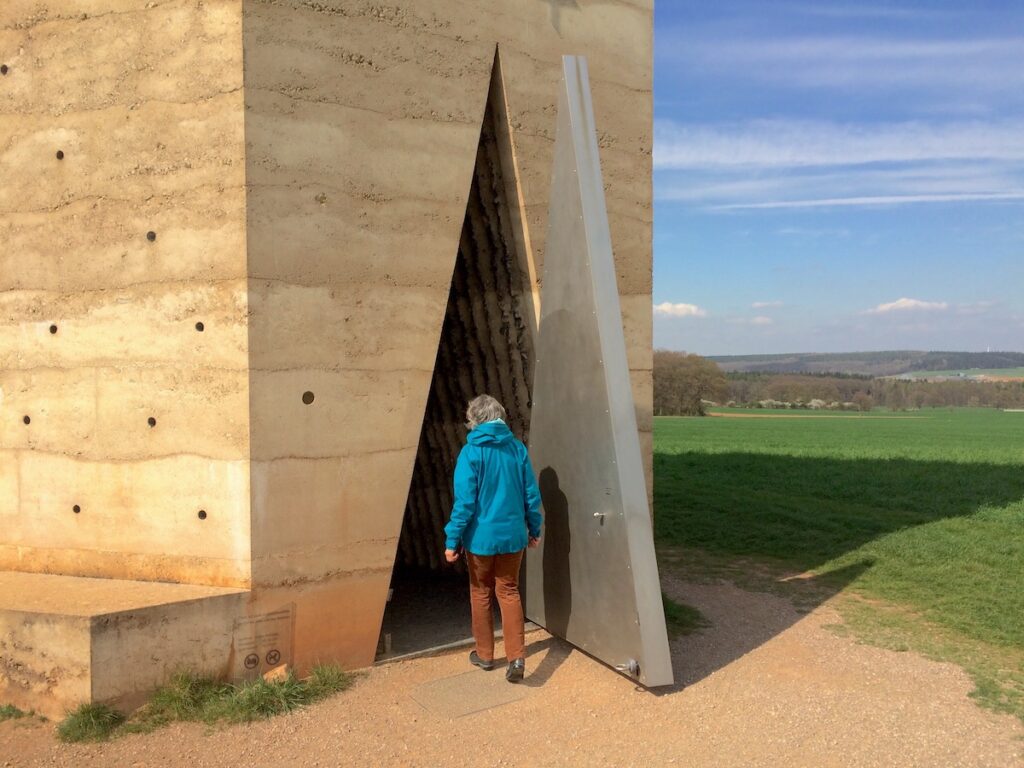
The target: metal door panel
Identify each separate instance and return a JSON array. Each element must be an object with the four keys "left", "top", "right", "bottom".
[{"left": 524, "top": 56, "right": 673, "bottom": 687}]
